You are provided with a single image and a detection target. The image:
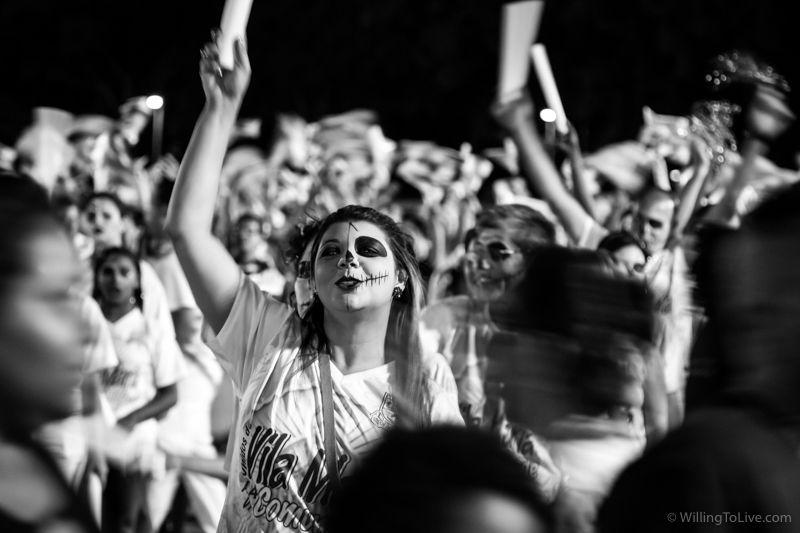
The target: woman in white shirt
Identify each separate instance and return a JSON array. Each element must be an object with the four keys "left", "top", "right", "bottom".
[
  {"left": 165, "top": 35, "right": 461, "bottom": 533},
  {"left": 93, "top": 247, "right": 184, "bottom": 533}
]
